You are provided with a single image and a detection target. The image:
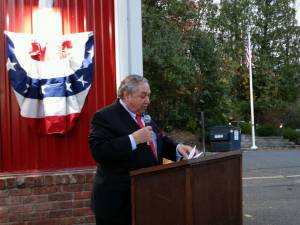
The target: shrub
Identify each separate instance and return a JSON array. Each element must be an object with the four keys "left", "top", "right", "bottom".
[
  {"left": 240, "top": 122, "right": 251, "bottom": 134},
  {"left": 256, "top": 124, "right": 280, "bottom": 136},
  {"left": 281, "top": 128, "right": 299, "bottom": 142}
]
